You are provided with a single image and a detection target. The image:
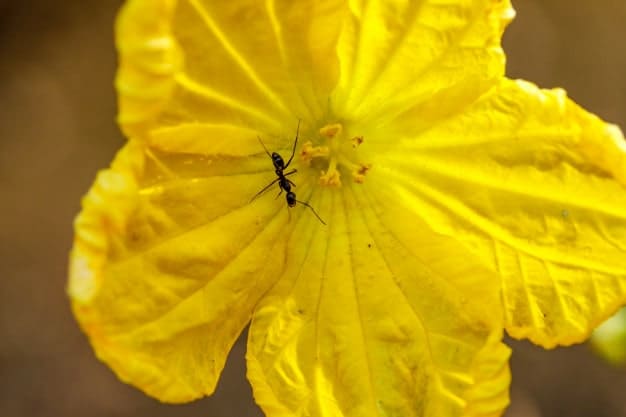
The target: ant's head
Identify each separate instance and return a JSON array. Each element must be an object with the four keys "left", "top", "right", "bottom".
[
  {"left": 286, "top": 192, "right": 296, "bottom": 207},
  {"left": 271, "top": 152, "right": 284, "bottom": 169}
]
